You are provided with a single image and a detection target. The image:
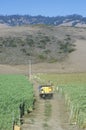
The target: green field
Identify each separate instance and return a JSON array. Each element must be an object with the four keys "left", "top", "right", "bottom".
[
  {"left": 35, "top": 73, "right": 86, "bottom": 128},
  {"left": 0, "top": 74, "right": 34, "bottom": 130}
]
